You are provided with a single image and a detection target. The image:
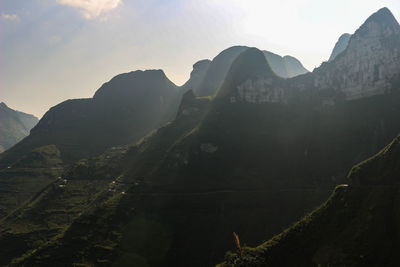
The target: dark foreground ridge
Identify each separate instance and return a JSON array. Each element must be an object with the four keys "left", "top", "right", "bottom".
[{"left": 218, "top": 134, "right": 400, "bottom": 266}]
